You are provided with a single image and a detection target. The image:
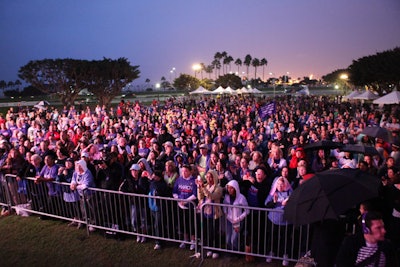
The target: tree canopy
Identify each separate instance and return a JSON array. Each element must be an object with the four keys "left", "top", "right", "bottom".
[
  {"left": 215, "top": 73, "right": 242, "bottom": 89},
  {"left": 173, "top": 74, "right": 200, "bottom": 92},
  {"left": 322, "top": 47, "right": 400, "bottom": 95},
  {"left": 349, "top": 47, "right": 400, "bottom": 95},
  {"left": 18, "top": 57, "right": 140, "bottom": 106}
]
